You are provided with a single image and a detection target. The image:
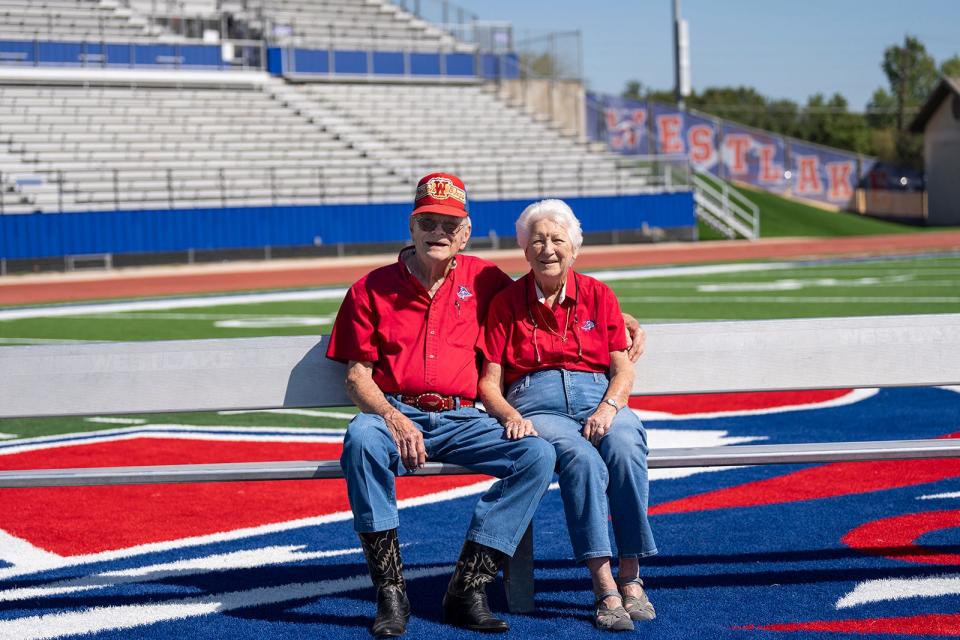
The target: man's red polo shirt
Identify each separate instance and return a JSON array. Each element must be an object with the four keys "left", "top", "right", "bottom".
[
  {"left": 480, "top": 270, "right": 627, "bottom": 388},
  {"left": 327, "top": 248, "right": 513, "bottom": 399}
]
